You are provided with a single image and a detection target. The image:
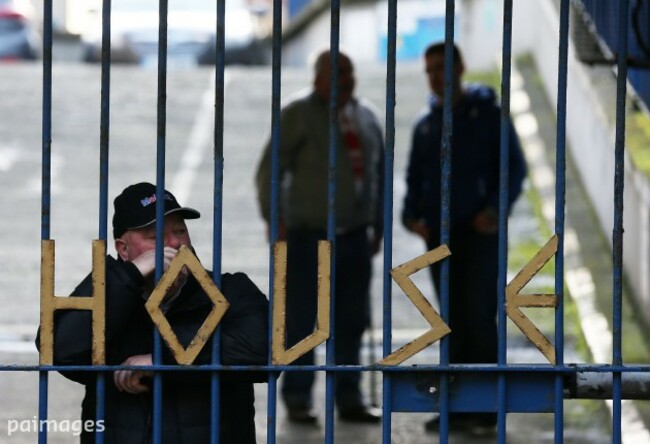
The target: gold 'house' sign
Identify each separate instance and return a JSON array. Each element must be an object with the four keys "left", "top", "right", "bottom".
[{"left": 39, "top": 237, "right": 559, "bottom": 366}]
